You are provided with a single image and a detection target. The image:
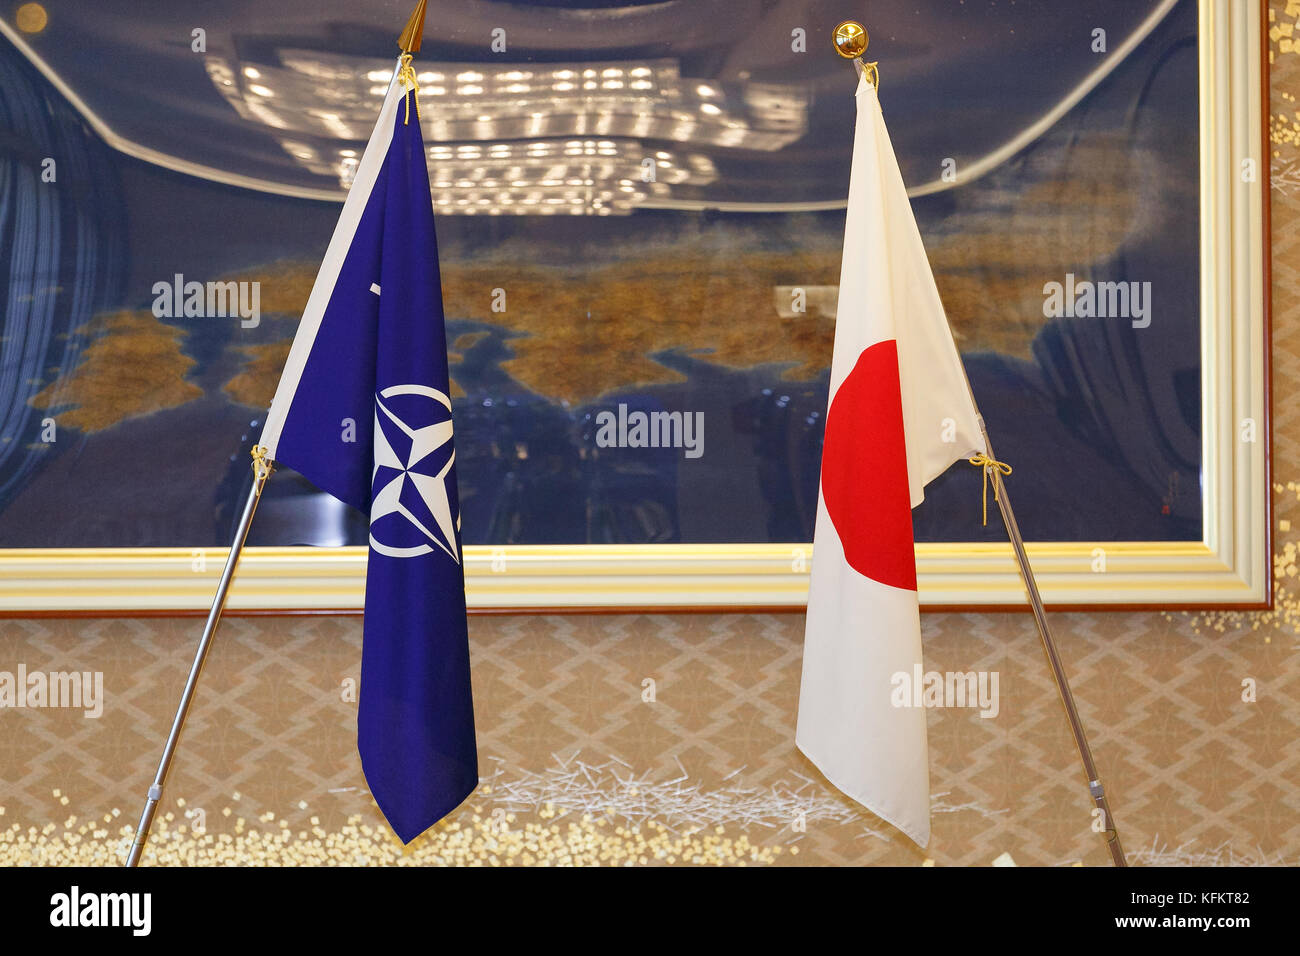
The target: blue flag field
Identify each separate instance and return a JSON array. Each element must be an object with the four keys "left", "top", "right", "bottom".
[{"left": 258, "top": 62, "right": 477, "bottom": 843}]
